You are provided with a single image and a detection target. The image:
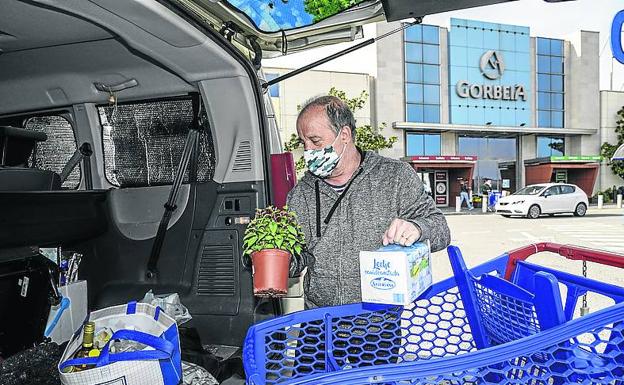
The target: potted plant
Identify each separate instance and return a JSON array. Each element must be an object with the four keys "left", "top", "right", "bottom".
[{"left": 243, "top": 206, "right": 306, "bottom": 297}]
